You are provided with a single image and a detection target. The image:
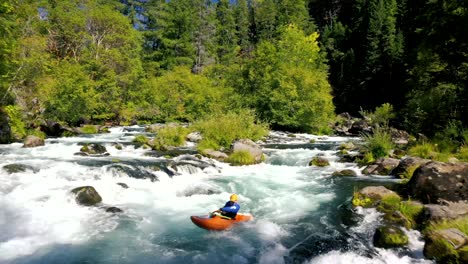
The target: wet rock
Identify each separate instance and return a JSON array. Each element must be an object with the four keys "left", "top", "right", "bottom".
[
  {"left": 107, "top": 164, "right": 159, "bottom": 182},
  {"left": 0, "top": 109, "right": 11, "bottom": 144},
  {"left": 71, "top": 186, "right": 102, "bottom": 206},
  {"left": 105, "top": 207, "right": 123, "bottom": 213},
  {"left": 406, "top": 161, "right": 468, "bottom": 203},
  {"left": 352, "top": 186, "right": 400, "bottom": 207},
  {"left": 79, "top": 143, "right": 108, "bottom": 155},
  {"left": 362, "top": 158, "right": 400, "bottom": 175},
  {"left": 390, "top": 128, "right": 410, "bottom": 146},
  {"left": 309, "top": 157, "right": 330, "bottom": 167},
  {"left": 180, "top": 185, "right": 221, "bottom": 197},
  {"left": 186, "top": 131, "right": 202, "bottom": 142},
  {"left": 117, "top": 183, "right": 129, "bottom": 189},
  {"left": 391, "top": 156, "right": 430, "bottom": 179},
  {"left": 424, "top": 228, "right": 467, "bottom": 262},
  {"left": 23, "top": 135, "right": 44, "bottom": 148},
  {"left": 332, "top": 169, "right": 357, "bottom": 177},
  {"left": 373, "top": 225, "right": 408, "bottom": 248},
  {"left": 3, "top": 164, "right": 38, "bottom": 174},
  {"left": 348, "top": 120, "right": 372, "bottom": 136},
  {"left": 422, "top": 201, "right": 468, "bottom": 223},
  {"left": 113, "top": 143, "right": 123, "bottom": 150},
  {"left": 40, "top": 120, "right": 75, "bottom": 137},
  {"left": 231, "top": 139, "right": 264, "bottom": 163},
  {"left": 201, "top": 149, "right": 228, "bottom": 160}
]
